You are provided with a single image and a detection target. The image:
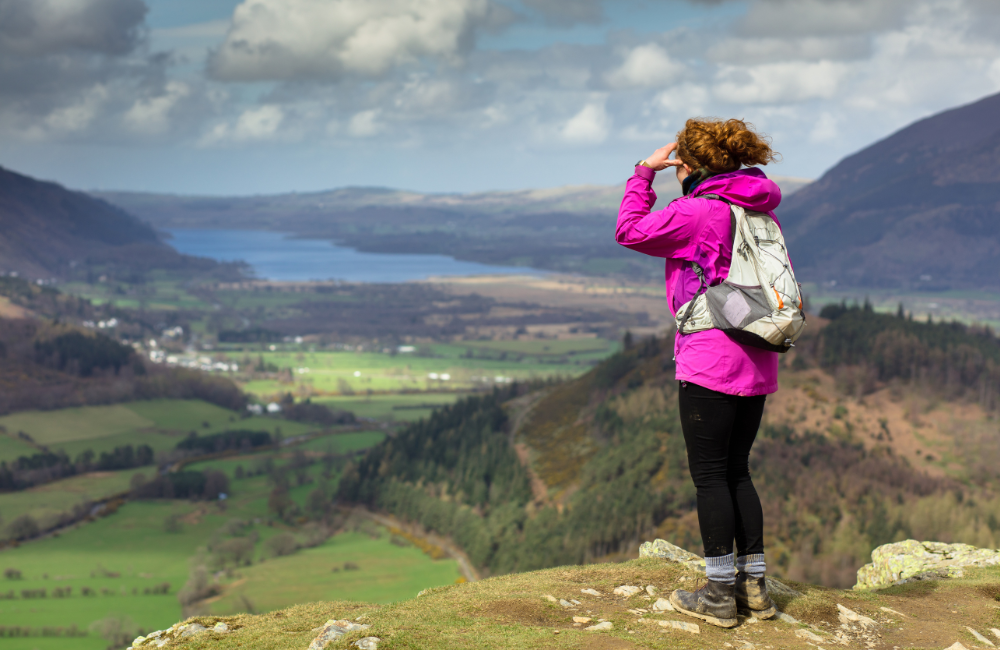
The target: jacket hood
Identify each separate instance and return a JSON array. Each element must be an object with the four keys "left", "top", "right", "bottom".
[{"left": 692, "top": 167, "right": 781, "bottom": 213}]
